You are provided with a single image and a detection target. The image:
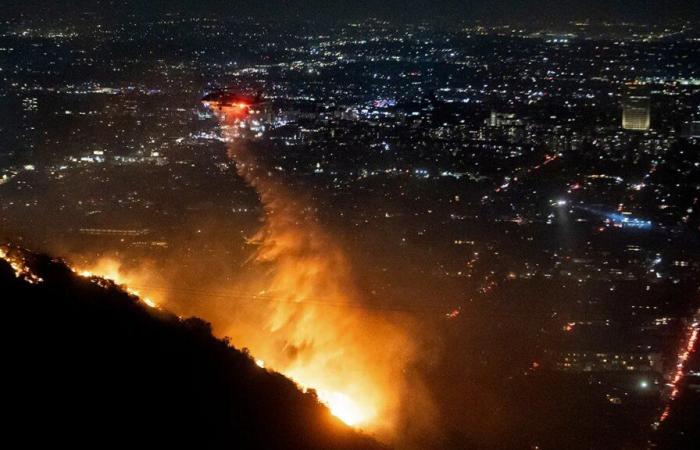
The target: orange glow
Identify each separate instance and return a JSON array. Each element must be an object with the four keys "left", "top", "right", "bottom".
[
  {"left": 142, "top": 297, "right": 159, "bottom": 309},
  {"left": 197, "top": 106, "right": 424, "bottom": 437},
  {"left": 210, "top": 102, "right": 251, "bottom": 121},
  {"left": 6, "top": 241, "right": 403, "bottom": 432},
  {"left": 72, "top": 258, "right": 163, "bottom": 310},
  {"left": 68, "top": 250, "right": 400, "bottom": 430},
  {"left": 69, "top": 251, "right": 391, "bottom": 429},
  {"left": 315, "top": 390, "right": 372, "bottom": 426},
  {"left": 0, "top": 246, "right": 43, "bottom": 284}
]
